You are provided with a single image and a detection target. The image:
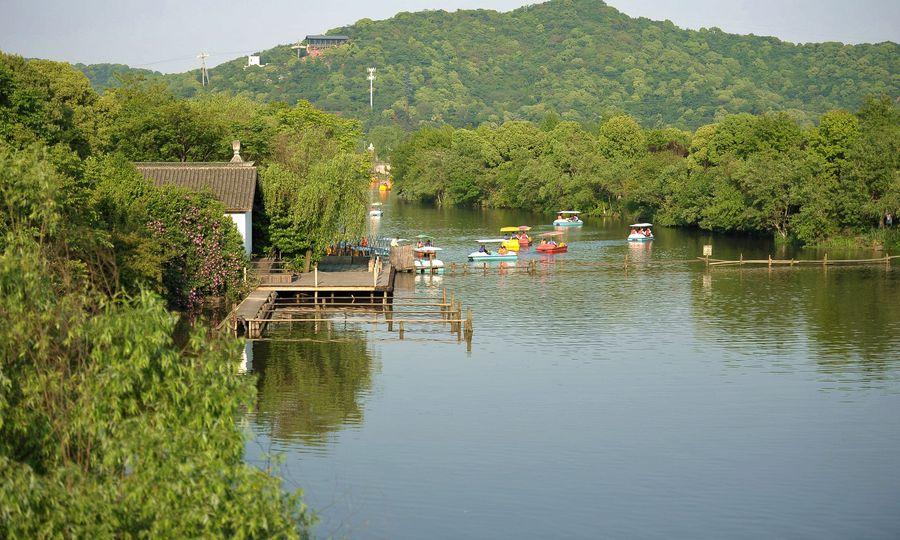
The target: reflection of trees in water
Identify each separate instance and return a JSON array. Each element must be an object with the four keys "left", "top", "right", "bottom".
[
  {"left": 252, "top": 326, "right": 376, "bottom": 445},
  {"left": 692, "top": 268, "right": 900, "bottom": 378},
  {"left": 805, "top": 269, "right": 900, "bottom": 375},
  {"left": 692, "top": 269, "right": 804, "bottom": 353}
]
